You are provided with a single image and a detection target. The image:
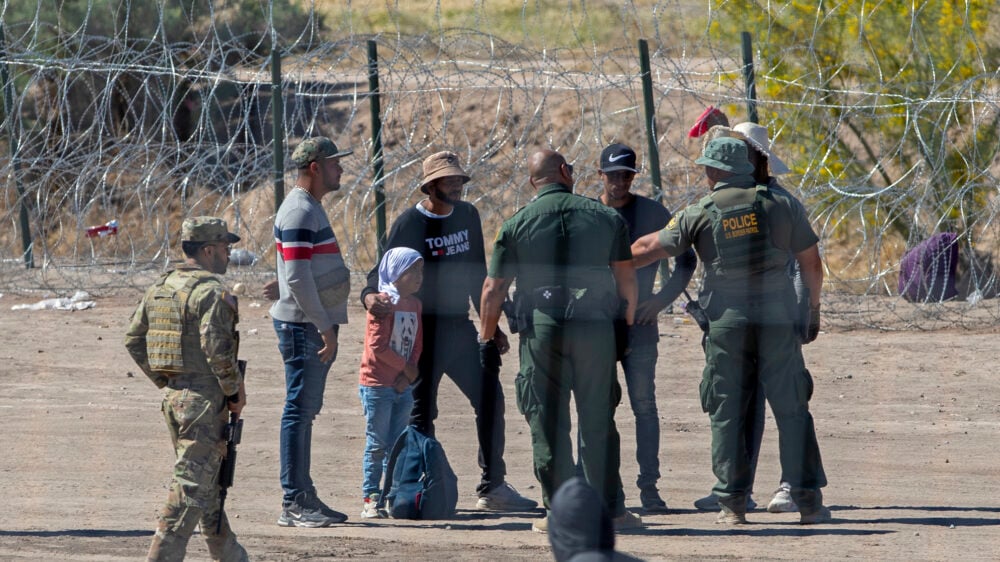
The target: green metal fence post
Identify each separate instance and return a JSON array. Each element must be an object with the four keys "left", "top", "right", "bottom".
[
  {"left": 741, "top": 31, "right": 759, "bottom": 124},
  {"left": 637, "top": 39, "right": 663, "bottom": 201},
  {"left": 271, "top": 46, "right": 285, "bottom": 212},
  {"left": 0, "top": 24, "right": 34, "bottom": 268},
  {"left": 367, "top": 39, "right": 387, "bottom": 259}
]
